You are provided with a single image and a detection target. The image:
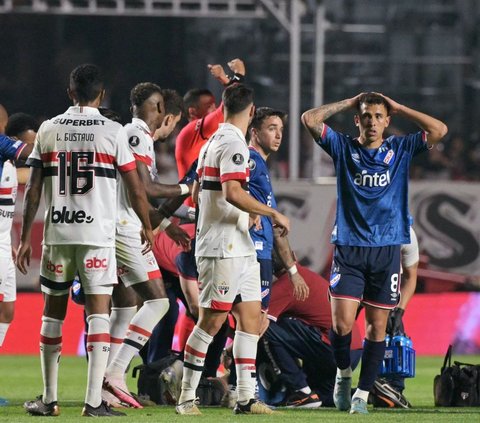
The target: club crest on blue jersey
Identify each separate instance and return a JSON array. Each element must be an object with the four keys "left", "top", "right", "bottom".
[
  {"left": 129, "top": 135, "right": 140, "bottom": 146},
  {"left": 217, "top": 281, "right": 230, "bottom": 296},
  {"left": 232, "top": 153, "right": 244, "bottom": 165},
  {"left": 248, "top": 158, "right": 256, "bottom": 171}
]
